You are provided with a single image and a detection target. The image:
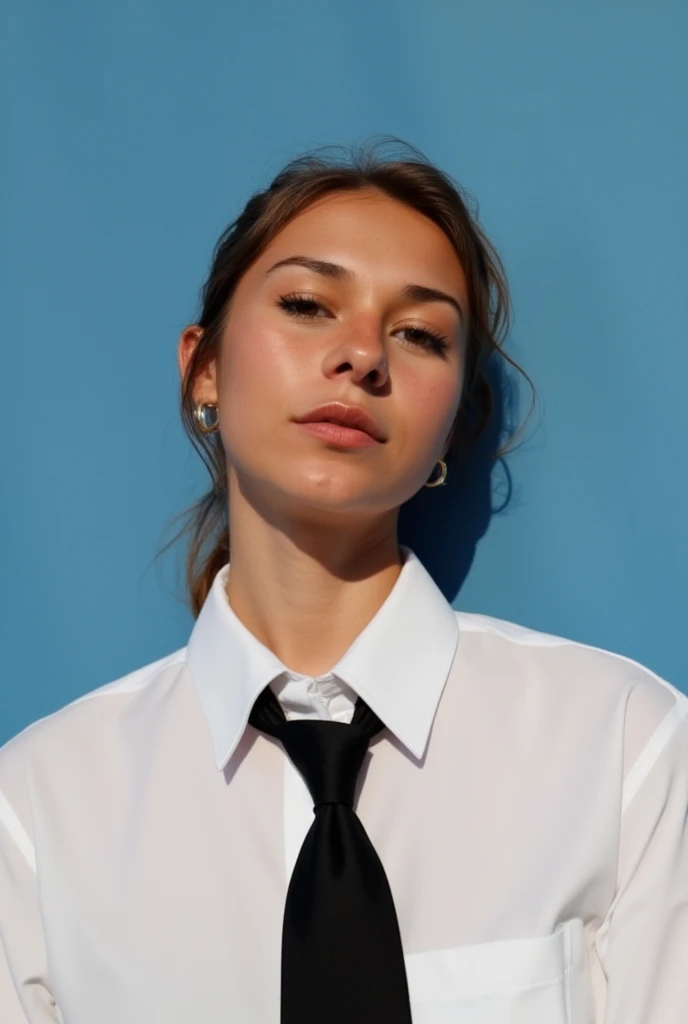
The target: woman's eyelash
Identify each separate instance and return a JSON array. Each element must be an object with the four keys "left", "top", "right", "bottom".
[
  {"left": 276, "top": 293, "right": 450, "bottom": 355},
  {"left": 399, "top": 325, "right": 449, "bottom": 354},
  {"left": 277, "top": 294, "right": 325, "bottom": 318}
]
